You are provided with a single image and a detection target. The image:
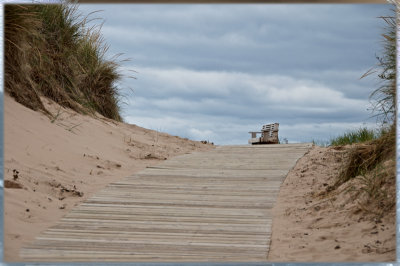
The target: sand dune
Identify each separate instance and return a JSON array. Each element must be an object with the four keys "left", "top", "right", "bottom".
[
  {"left": 4, "top": 93, "right": 395, "bottom": 262},
  {"left": 268, "top": 145, "right": 396, "bottom": 262},
  {"left": 3, "top": 94, "right": 214, "bottom": 261}
]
